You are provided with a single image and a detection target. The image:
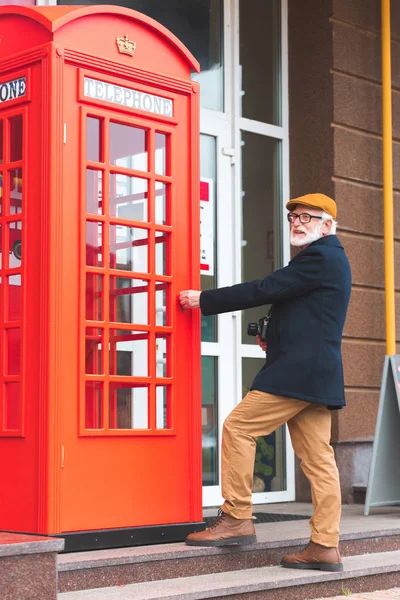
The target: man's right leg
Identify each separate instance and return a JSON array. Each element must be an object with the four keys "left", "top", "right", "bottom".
[
  {"left": 186, "top": 391, "right": 308, "bottom": 546},
  {"left": 280, "top": 403, "right": 343, "bottom": 571}
]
